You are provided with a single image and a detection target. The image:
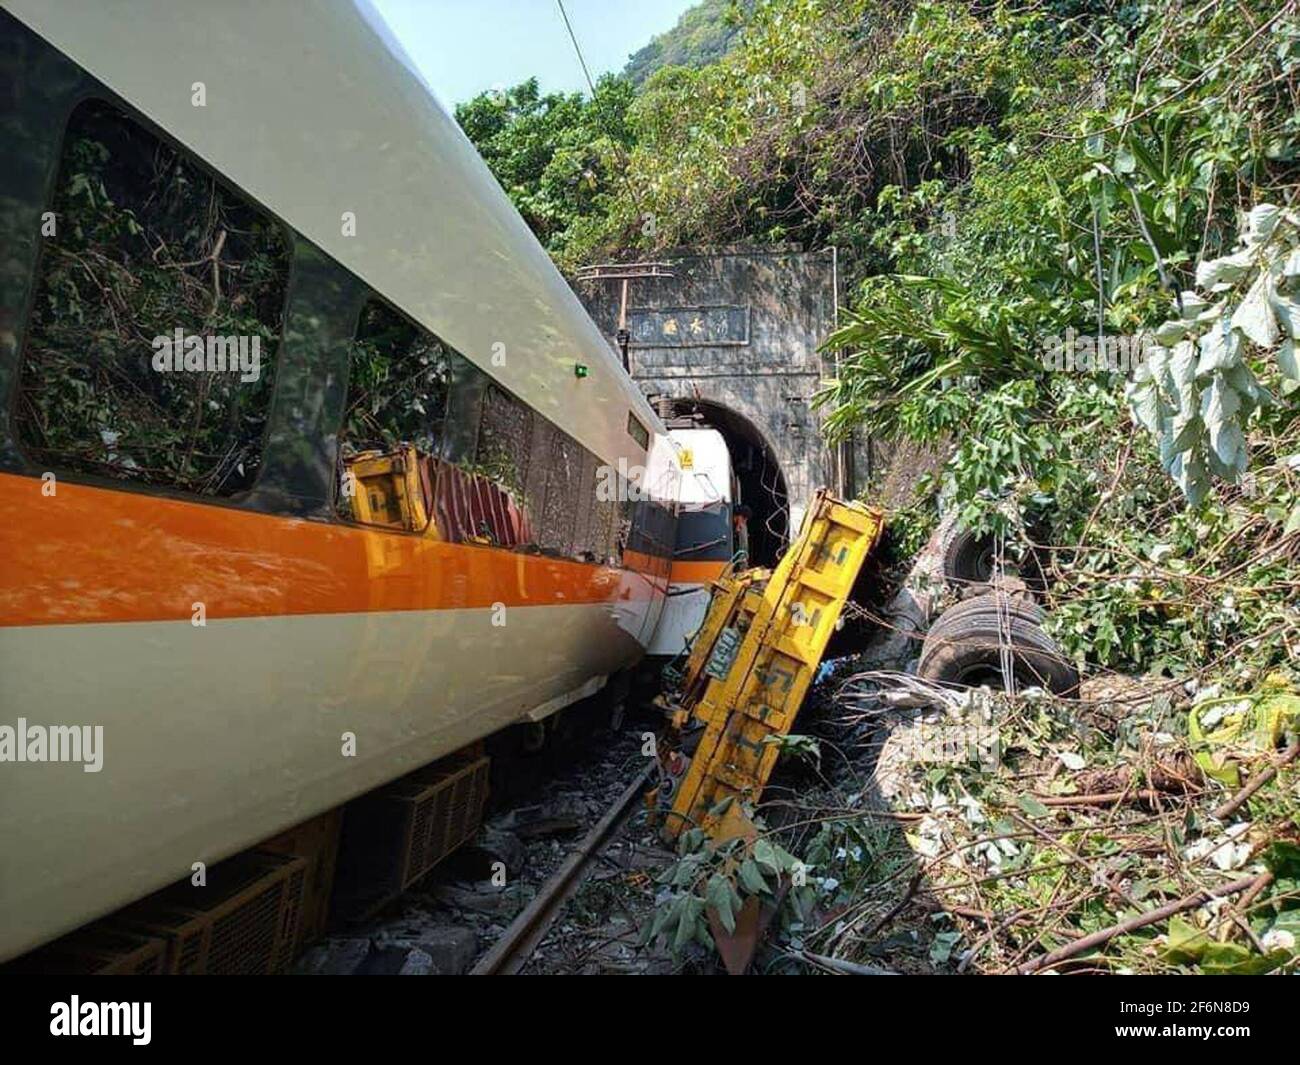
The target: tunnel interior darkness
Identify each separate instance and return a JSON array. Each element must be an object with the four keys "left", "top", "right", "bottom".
[{"left": 666, "top": 398, "right": 790, "bottom": 567}]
